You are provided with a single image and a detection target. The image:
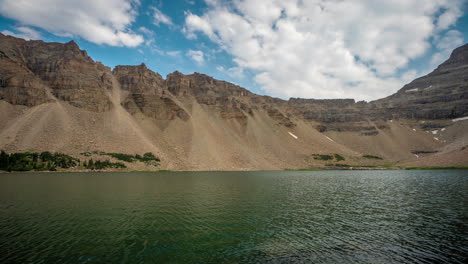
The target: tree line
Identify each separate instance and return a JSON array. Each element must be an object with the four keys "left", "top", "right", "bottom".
[
  {"left": 0, "top": 151, "right": 79, "bottom": 172},
  {"left": 0, "top": 150, "right": 160, "bottom": 172}
]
